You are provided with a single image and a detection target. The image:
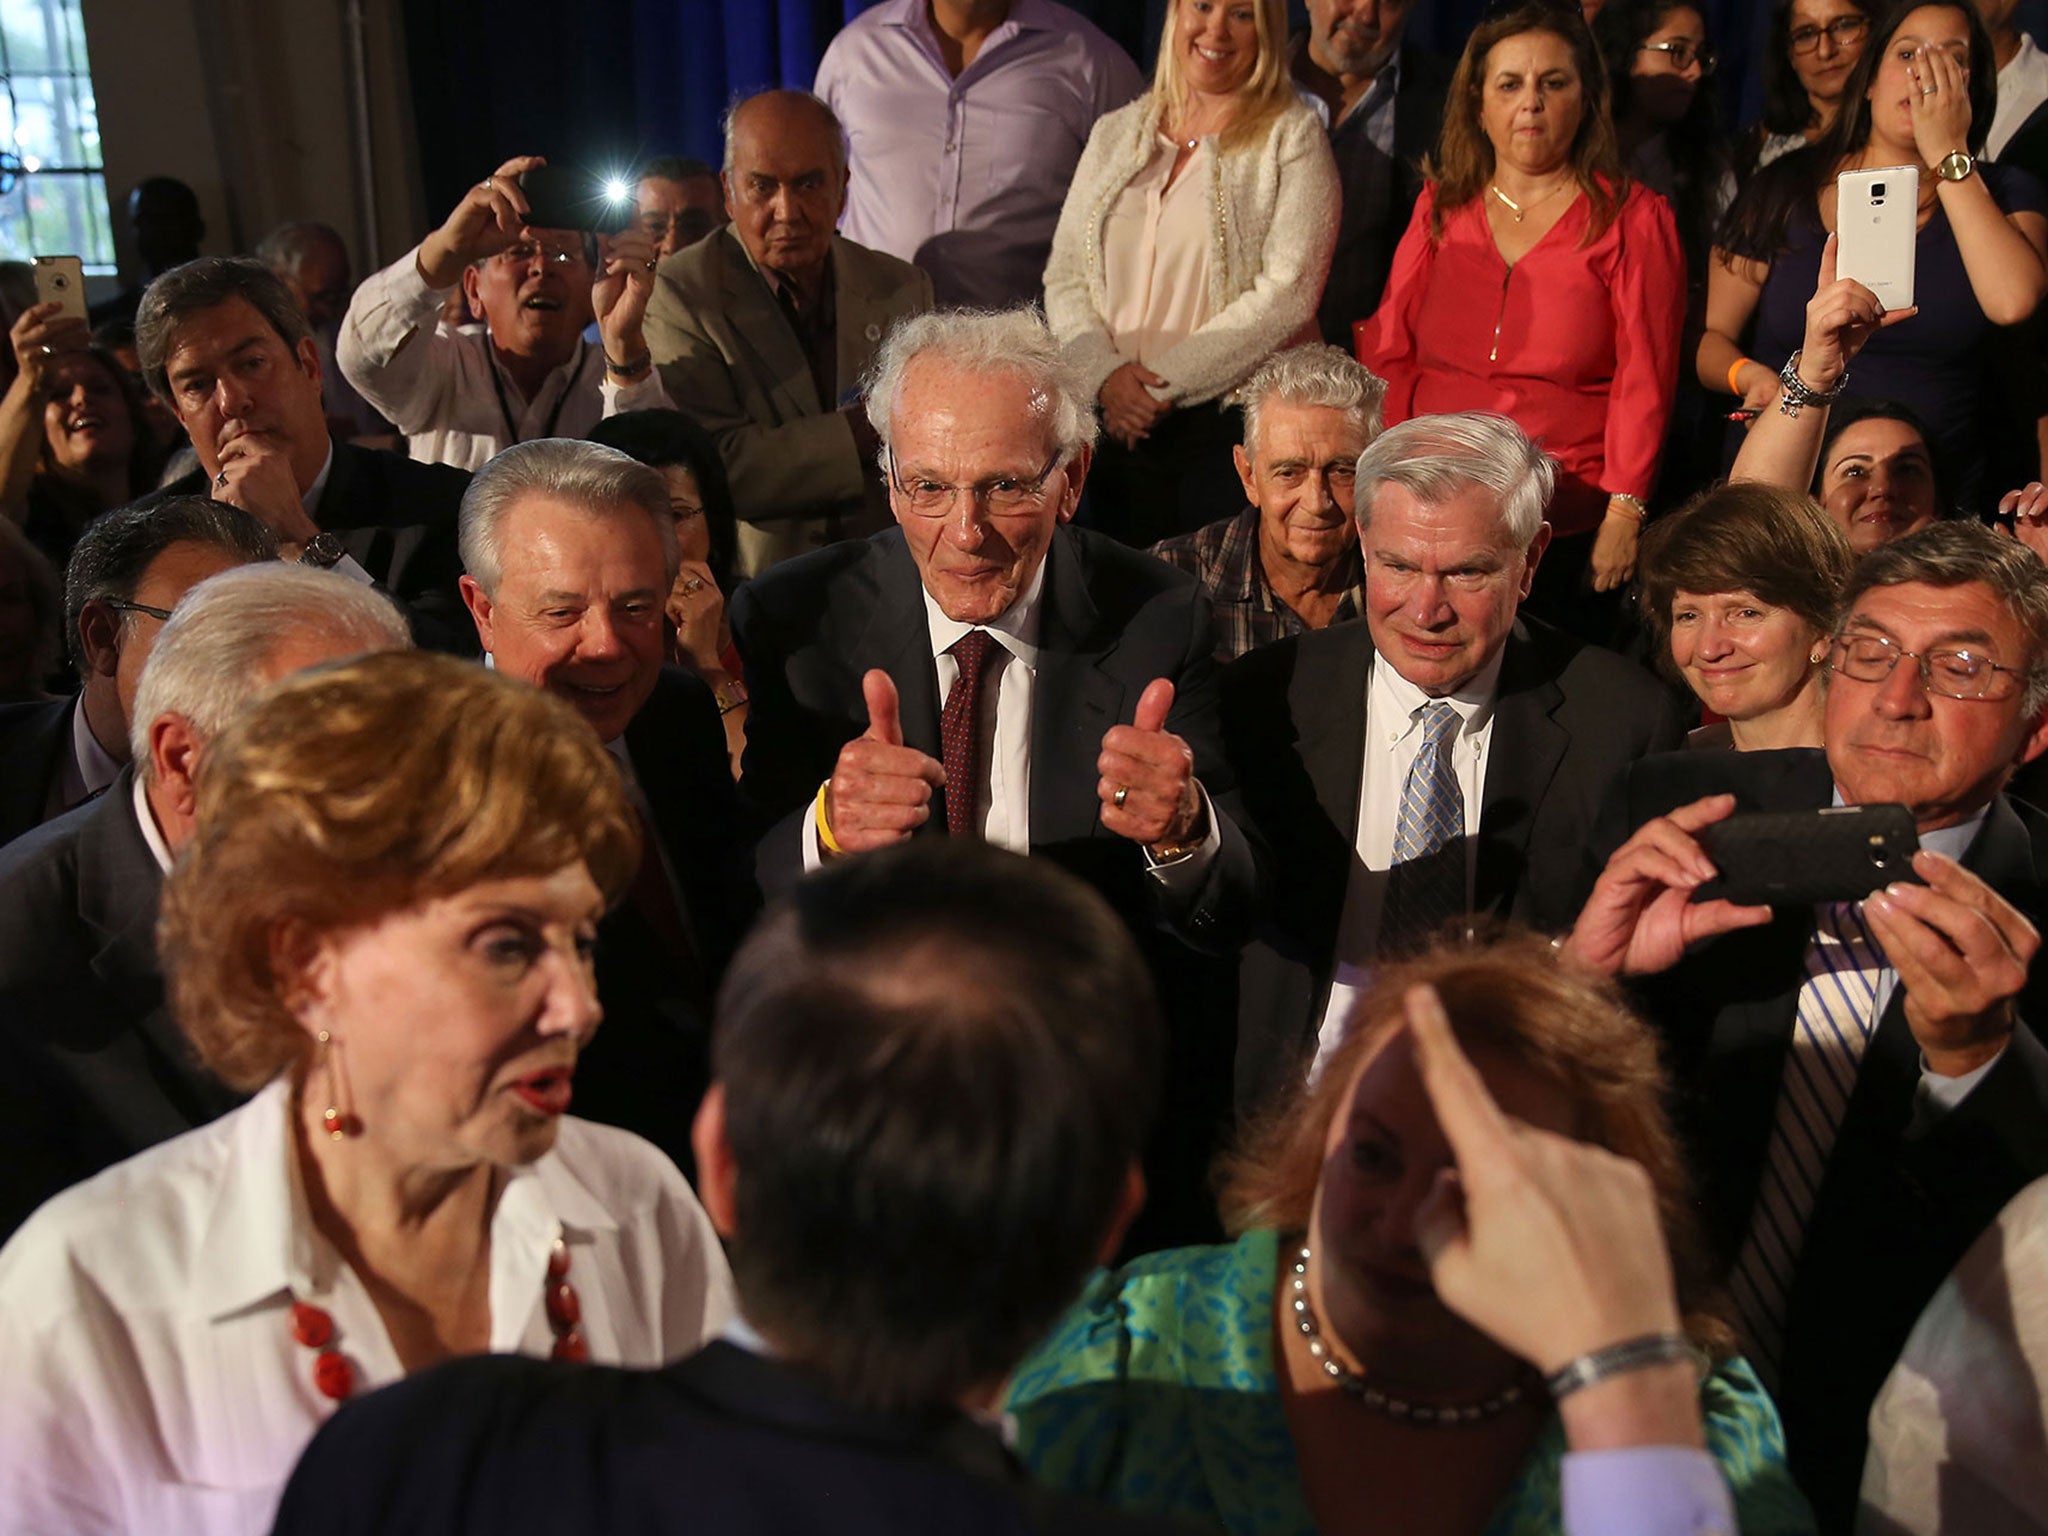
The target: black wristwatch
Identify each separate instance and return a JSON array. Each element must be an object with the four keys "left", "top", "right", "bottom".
[{"left": 298, "top": 531, "right": 346, "bottom": 570}]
